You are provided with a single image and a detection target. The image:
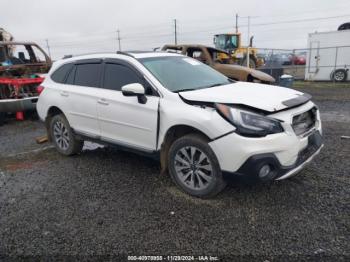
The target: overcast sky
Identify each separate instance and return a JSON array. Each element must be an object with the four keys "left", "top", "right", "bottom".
[{"left": 1, "top": 0, "right": 350, "bottom": 59}]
